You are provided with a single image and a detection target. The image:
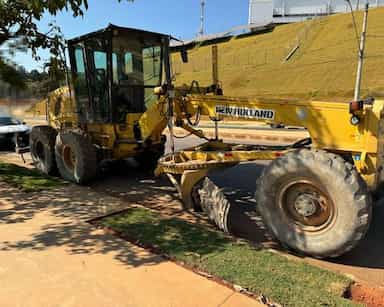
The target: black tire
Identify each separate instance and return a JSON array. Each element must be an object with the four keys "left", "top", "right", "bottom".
[
  {"left": 192, "top": 177, "right": 232, "bottom": 233},
  {"left": 135, "top": 143, "right": 165, "bottom": 170},
  {"left": 256, "top": 149, "right": 372, "bottom": 258},
  {"left": 30, "top": 126, "right": 58, "bottom": 175},
  {"left": 55, "top": 131, "right": 97, "bottom": 184}
]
